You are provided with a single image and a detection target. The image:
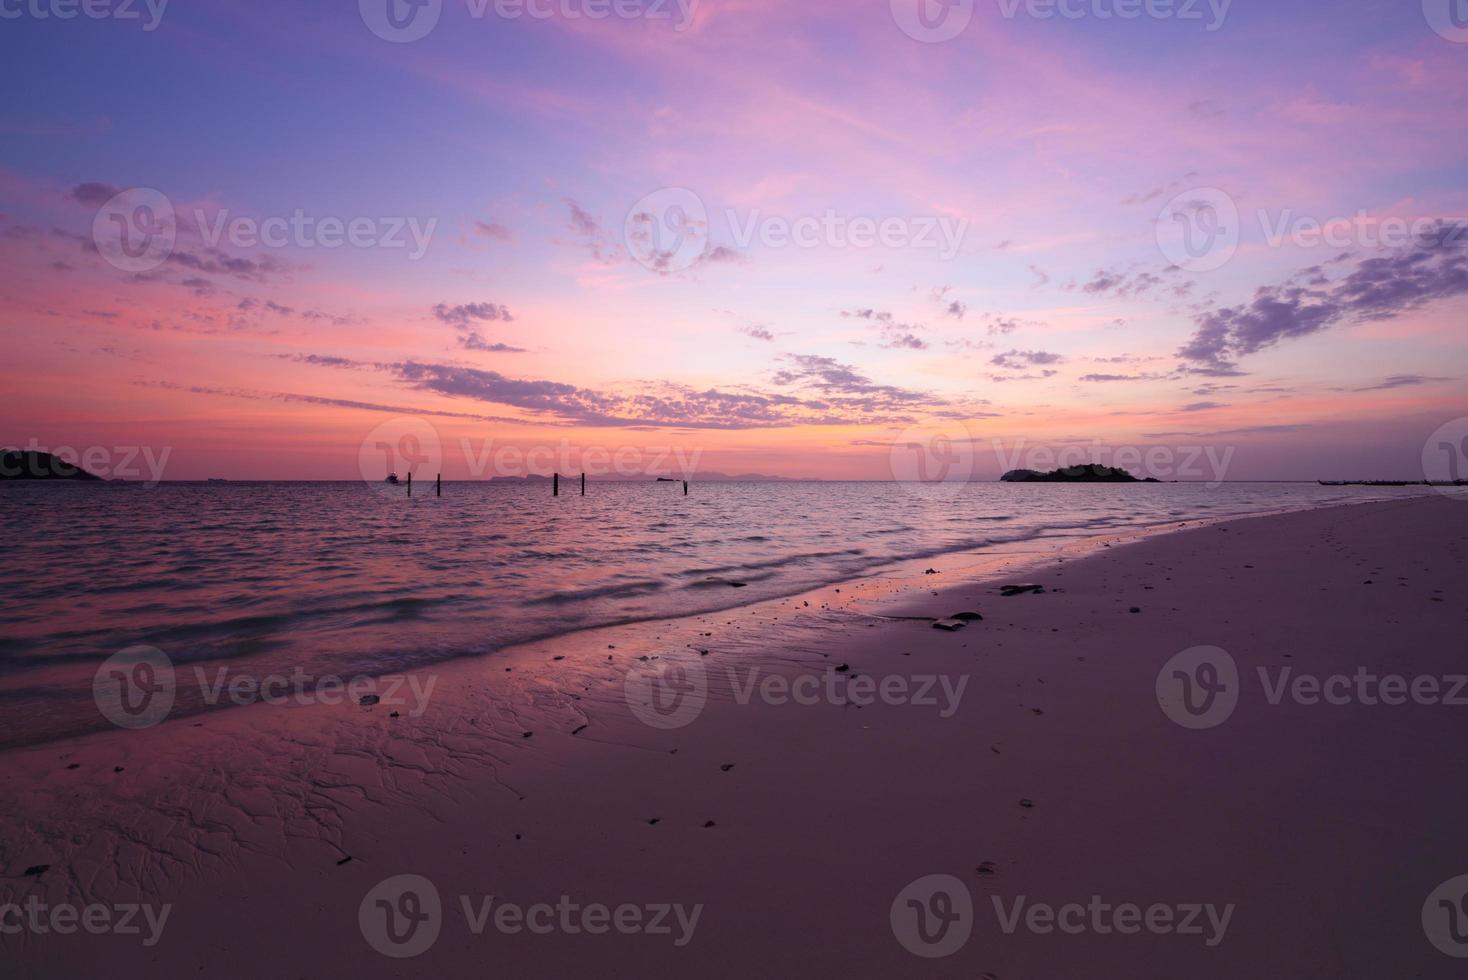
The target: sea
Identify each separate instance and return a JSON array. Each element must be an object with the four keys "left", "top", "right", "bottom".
[{"left": 0, "top": 479, "right": 1440, "bottom": 747}]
